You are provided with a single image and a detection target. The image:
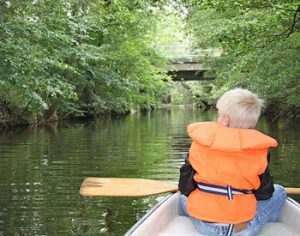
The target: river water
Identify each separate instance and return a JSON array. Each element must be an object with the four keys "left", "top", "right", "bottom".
[{"left": 0, "top": 108, "right": 299, "bottom": 235}]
